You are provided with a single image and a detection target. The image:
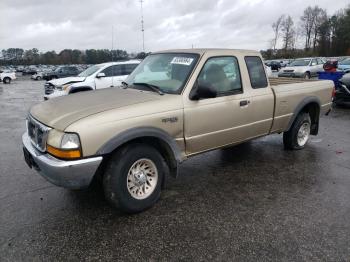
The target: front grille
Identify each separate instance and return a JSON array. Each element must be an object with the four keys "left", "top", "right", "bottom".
[
  {"left": 44, "top": 83, "right": 54, "bottom": 95},
  {"left": 27, "top": 115, "right": 51, "bottom": 152}
]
